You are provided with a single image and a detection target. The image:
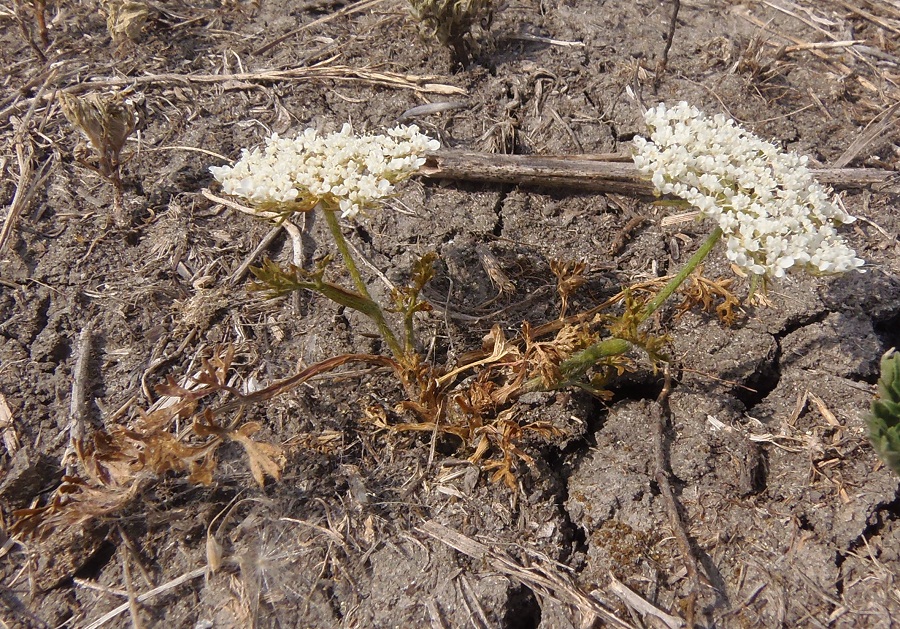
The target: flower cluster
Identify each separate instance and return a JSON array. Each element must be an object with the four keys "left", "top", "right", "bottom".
[
  {"left": 210, "top": 123, "right": 440, "bottom": 219},
  {"left": 633, "top": 102, "right": 864, "bottom": 278}
]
